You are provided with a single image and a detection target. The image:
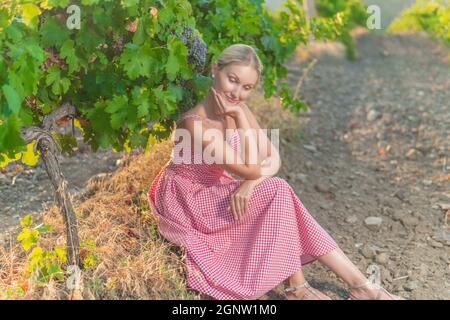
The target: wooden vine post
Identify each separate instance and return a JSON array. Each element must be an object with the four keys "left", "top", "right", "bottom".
[
  {"left": 20, "top": 103, "right": 80, "bottom": 269},
  {"left": 303, "top": 0, "right": 318, "bottom": 41},
  {"left": 303, "top": 0, "right": 318, "bottom": 20}
]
